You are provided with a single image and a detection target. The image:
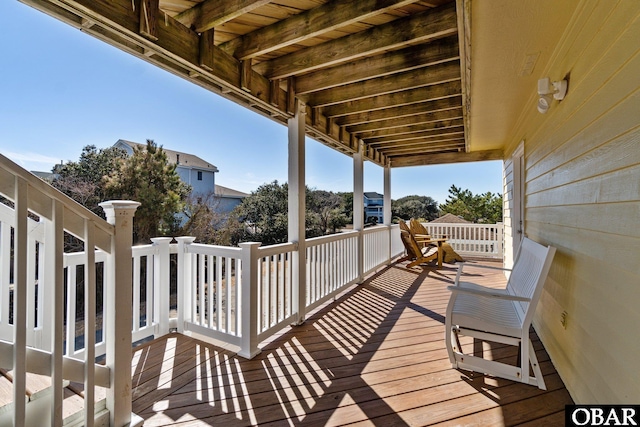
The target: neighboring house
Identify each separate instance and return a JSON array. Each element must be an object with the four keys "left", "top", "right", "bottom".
[
  {"left": 30, "top": 171, "right": 57, "bottom": 182},
  {"left": 363, "top": 192, "right": 384, "bottom": 224},
  {"left": 429, "top": 213, "right": 470, "bottom": 224},
  {"left": 113, "top": 139, "right": 219, "bottom": 197},
  {"left": 214, "top": 184, "right": 248, "bottom": 215}
]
